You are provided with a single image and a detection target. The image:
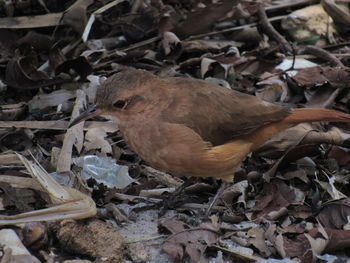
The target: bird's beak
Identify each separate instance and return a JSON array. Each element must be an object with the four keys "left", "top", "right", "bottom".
[{"left": 68, "top": 105, "right": 103, "bottom": 128}]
